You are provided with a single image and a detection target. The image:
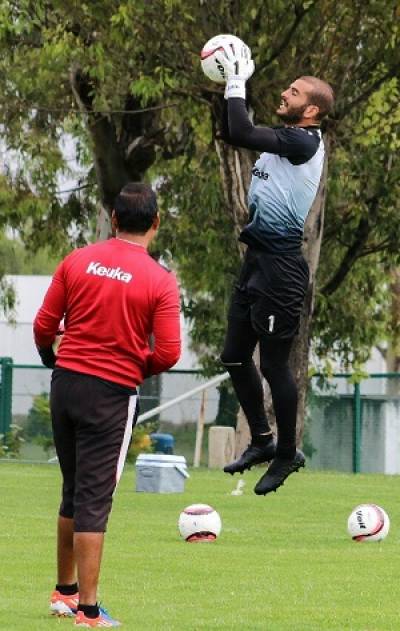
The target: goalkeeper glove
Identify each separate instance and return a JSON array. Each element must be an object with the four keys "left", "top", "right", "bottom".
[
  {"left": 37, "top": 345, "right": 56, "bottom": 369},
  {"left": 220, "top": 41, "right": 255, "bottom": 99}
]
